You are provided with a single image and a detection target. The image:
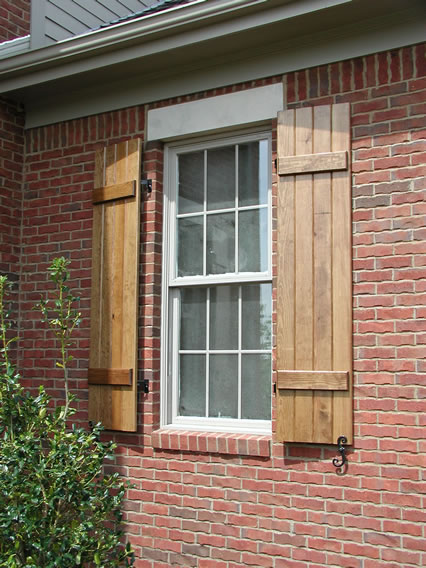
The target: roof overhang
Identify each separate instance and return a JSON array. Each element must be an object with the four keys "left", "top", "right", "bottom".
[{"left": 0, "top": 0, "right": 425, "bottom": 128}]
